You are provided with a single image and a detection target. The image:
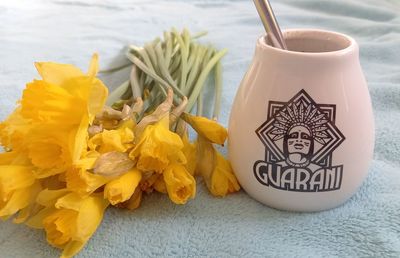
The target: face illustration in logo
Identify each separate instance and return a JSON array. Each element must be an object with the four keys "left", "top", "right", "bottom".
[
  {"left": 254, "top": 90, "right": 346, "bottom": 192},
  {"left": 284, "top": 125, "right": 314, "bottom": 165}
]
